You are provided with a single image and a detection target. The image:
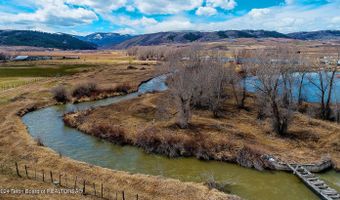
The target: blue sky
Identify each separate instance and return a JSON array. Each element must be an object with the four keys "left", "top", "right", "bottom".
[{"left": 0, "top": 0, "right": 339, "bottom": 35}]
